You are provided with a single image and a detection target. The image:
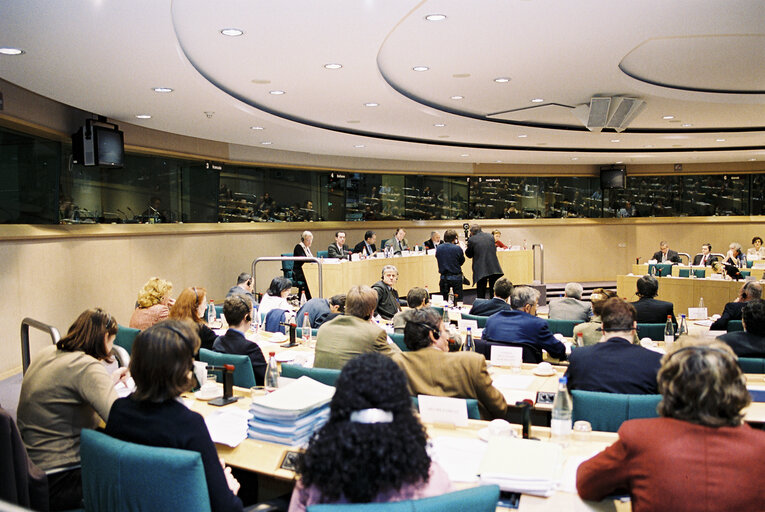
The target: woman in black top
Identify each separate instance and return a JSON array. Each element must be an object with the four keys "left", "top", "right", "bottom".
[{"left": 169, "top": 286, "right": 218, "bottom": 350}]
